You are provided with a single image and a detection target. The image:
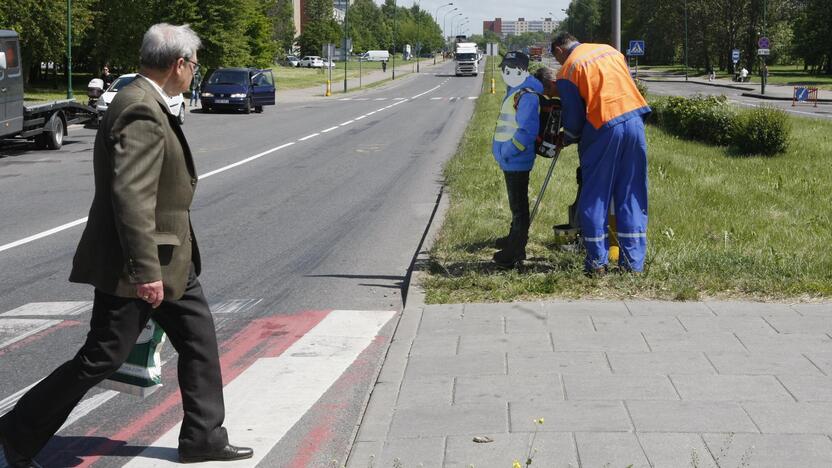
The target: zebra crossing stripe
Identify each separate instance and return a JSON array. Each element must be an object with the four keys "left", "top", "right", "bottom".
[
  {"left": 120, "top": 309, "right": 396, "bottom": 467},
  {"left": 0, "top": 319, "right": 61, "bottom": 349},
  {"left": 2, "top": 301, "right": 92, "bottom": 317}
]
